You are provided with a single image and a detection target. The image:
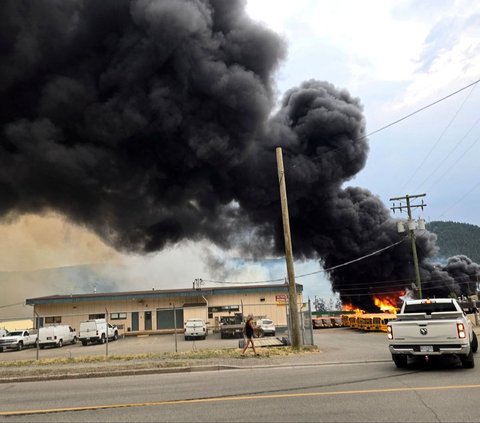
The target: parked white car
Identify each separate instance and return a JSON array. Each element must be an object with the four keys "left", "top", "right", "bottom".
[
  {"left": 255, "top": 319, "right": 276, "bottom": 337},
  {"left": 38, "top": 325, "right": 77, "bottom": 348},
  {"left": 79, "top": 319, "right": 118, "bottom": 346},
  {"left": 0, "top": 330, "right": 37, "bottom": 351},
  {"left": 184, "top": 318, "right": 208, "bottom": 340}
]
